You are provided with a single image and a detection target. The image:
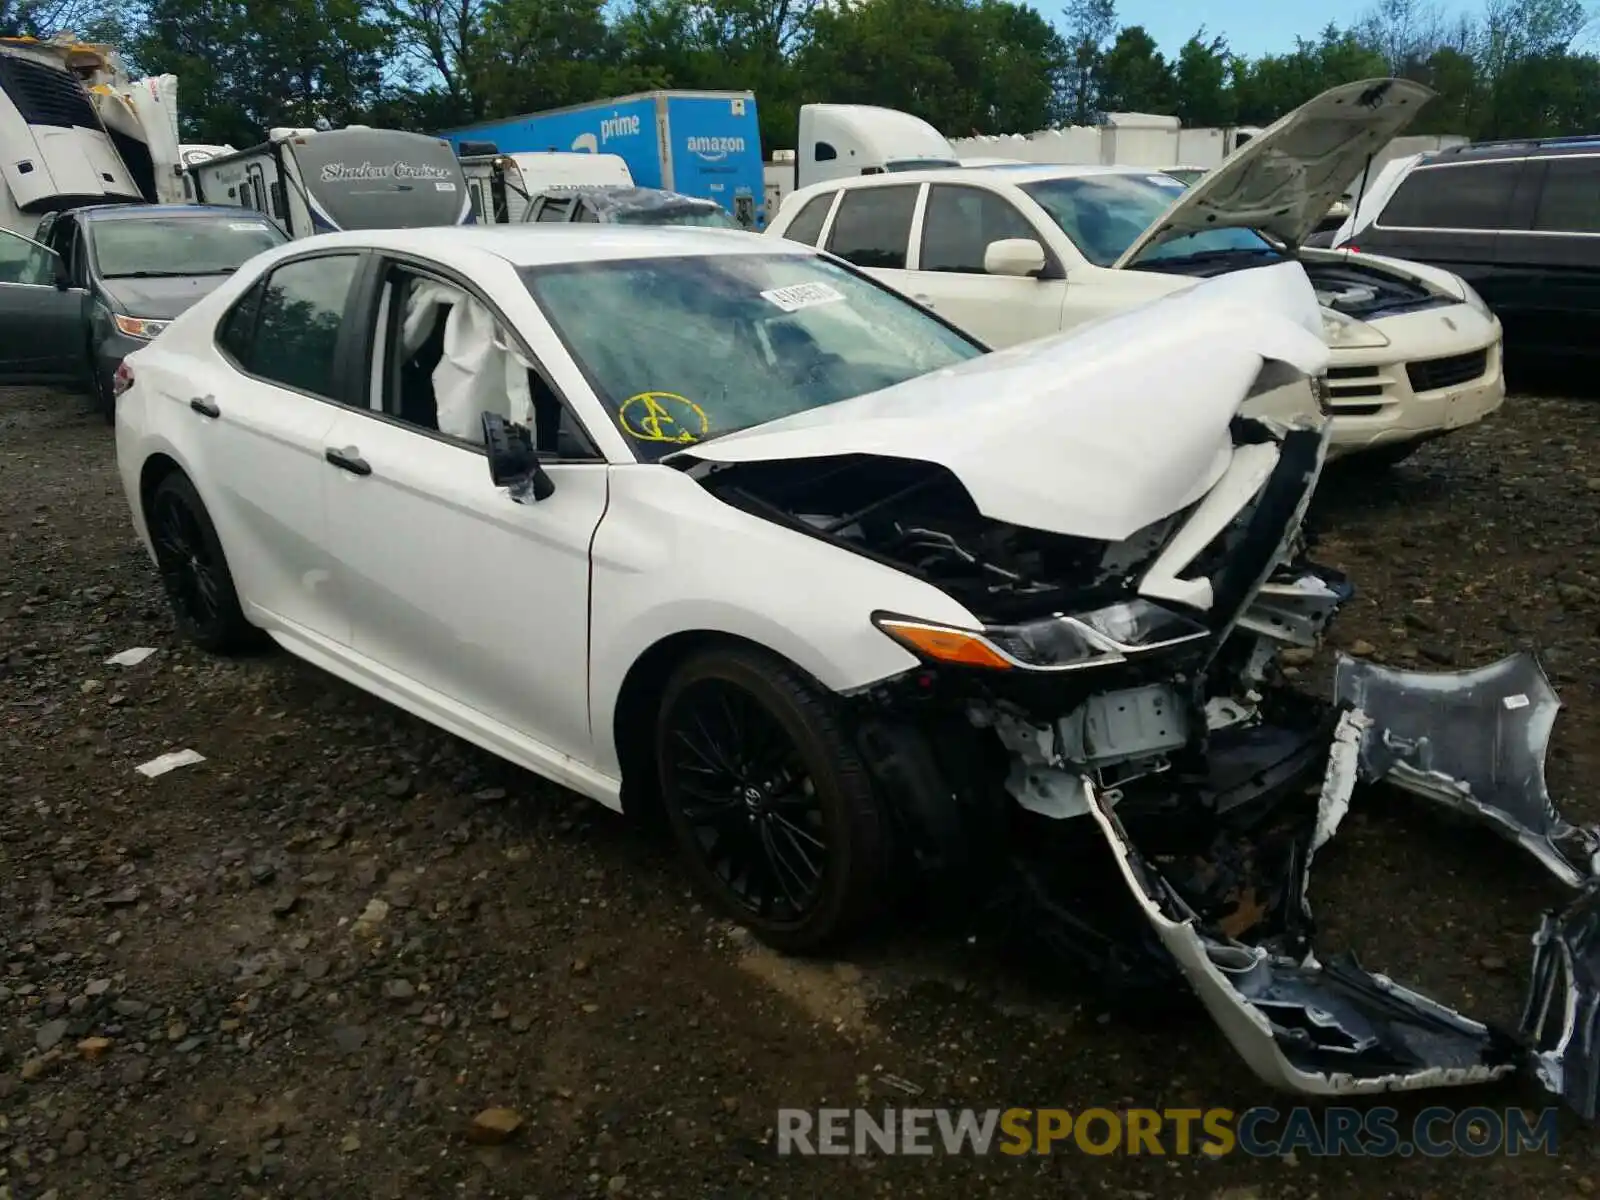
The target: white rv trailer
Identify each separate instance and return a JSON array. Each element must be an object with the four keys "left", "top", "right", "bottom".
[
  {"left": 178, "top": 143, "right": 235, "bottom": 201},
  {"left": 187, "top": 126, "right": 472, "bottom": 239},
  {"left": 455, "top": 145, "right": 632, "bottom": 223},
  {"left": 0, "top": 37, "right": 154, "bottom": 235}
]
